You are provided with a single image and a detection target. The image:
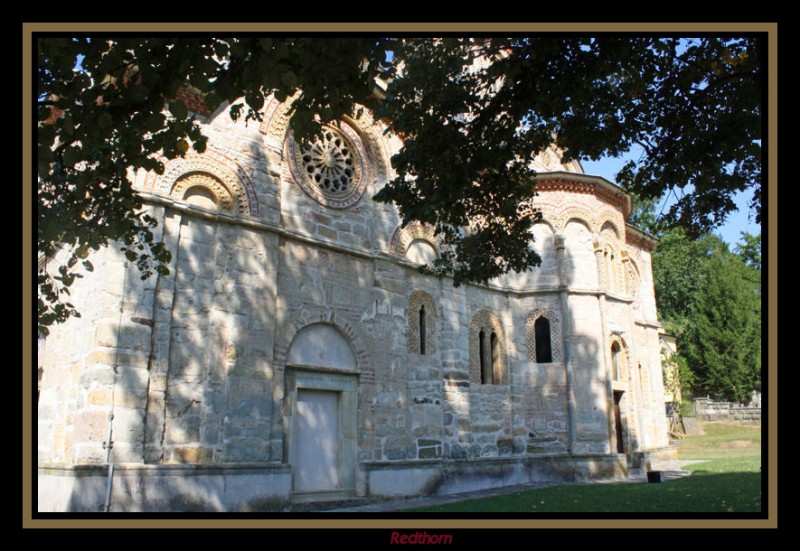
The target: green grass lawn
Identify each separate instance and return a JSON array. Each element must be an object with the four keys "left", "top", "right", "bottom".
[{"left": 405, "top": 421, "right": 762, "bottom": 513}]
